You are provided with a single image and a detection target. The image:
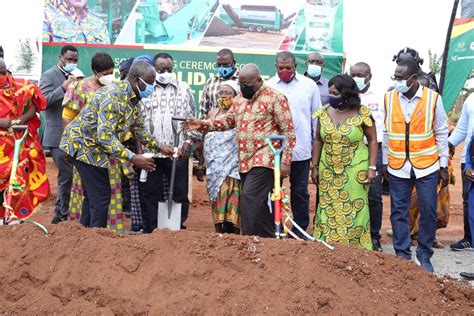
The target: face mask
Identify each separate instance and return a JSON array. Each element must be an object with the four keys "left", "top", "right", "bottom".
[
  {"left": 63, "top": 63, "right": 77, "bottom": 73},
  {"left": 394, "top": 80, "right": 410, "bottom": 94},
  {"left": 156, "top": 72, "right": 173, "bottom": 85},
  {"left": 353, "top": 76, "right": 367, "bottom": 91},
  {"left": 329, "top": 96, "right": 343, "bottom": 108},
  {"left": 241, "top": 84, "right": 255, "bottom": 100},
  {"left": 307, "top": 64, "right": 321, "bottom": 78},
  {"left": 98, "top": 74, "right": 115, "bottom": 87},
  {"left": 218, "top": 97, "right": 234, "bottom": 110},
  {"left": 136, "top": 78, "right": 154, "bottom": 99},
  {"left": 218, "top": 65, "right": 234, "bottom": 78},
  {"left": 277, "top": 70, "right": 294, "bottom": 83}
]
